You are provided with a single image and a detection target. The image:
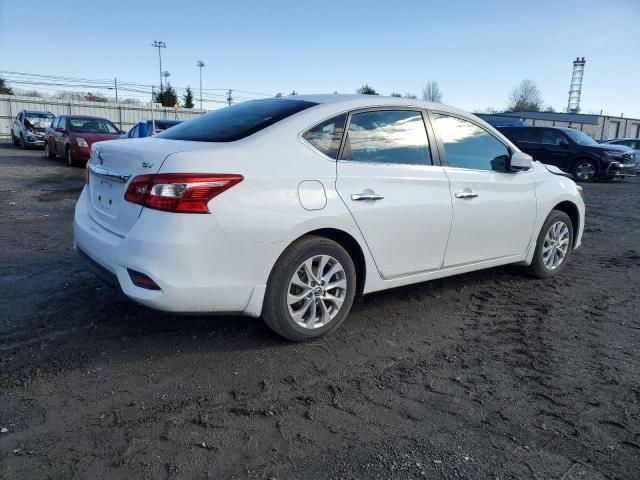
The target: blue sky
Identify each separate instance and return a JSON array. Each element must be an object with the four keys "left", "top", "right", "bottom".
[{"left": 1, "top": 0, "right": 639, "bottom": 117}]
